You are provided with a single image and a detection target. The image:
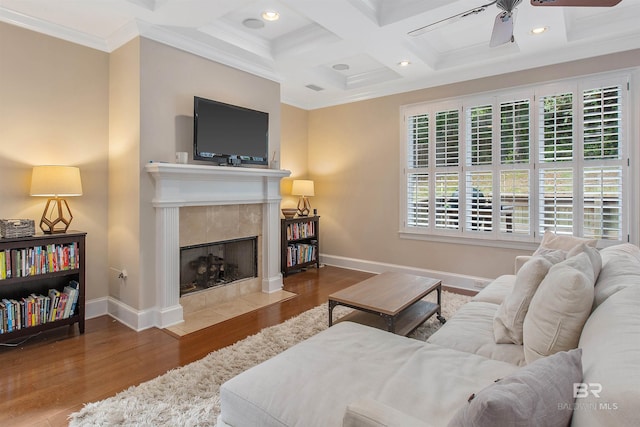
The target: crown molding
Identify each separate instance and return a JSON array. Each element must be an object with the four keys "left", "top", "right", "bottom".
[{"left": 0, "top": 7, "right": 109, "bottom": 51}]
